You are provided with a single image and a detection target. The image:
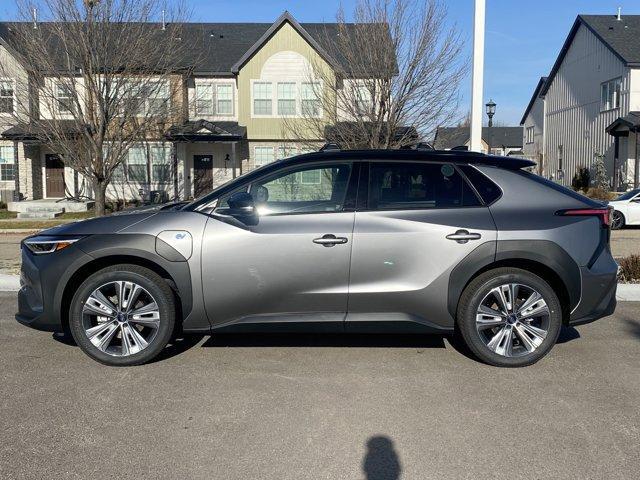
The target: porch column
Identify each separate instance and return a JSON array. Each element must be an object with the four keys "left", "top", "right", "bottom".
[
  {"left": 12, "top": 140, "right": 20, "bottom": 202},
  {"left": 171, "top": 142, "right": 178, "bottom": 200},
  {"left": 231, "top": 142, "right": 237, "bottom": 179}
]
